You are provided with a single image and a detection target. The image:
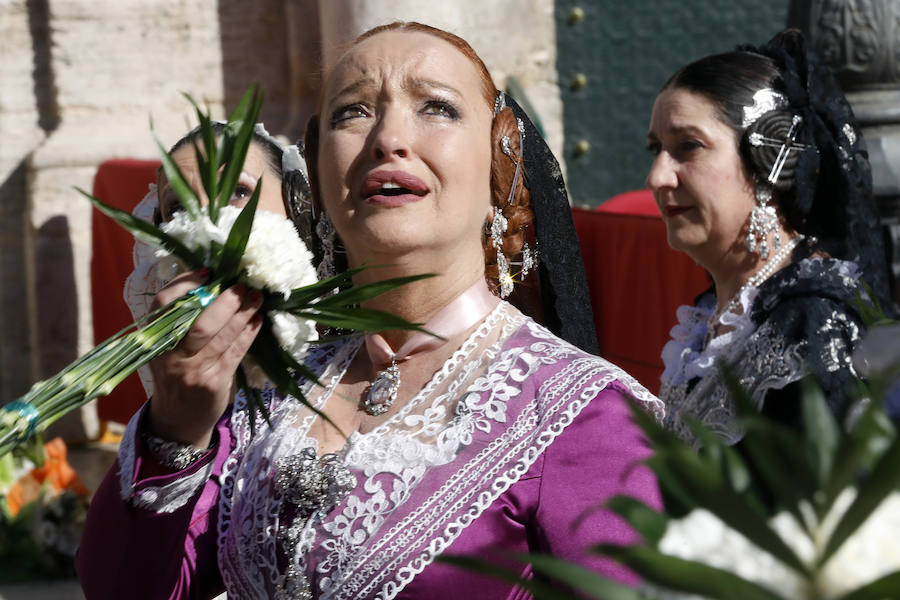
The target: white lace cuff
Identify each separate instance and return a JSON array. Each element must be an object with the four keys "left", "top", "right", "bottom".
[{"left": 117, "top": 403, "right": 218, "bottom": 513}]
